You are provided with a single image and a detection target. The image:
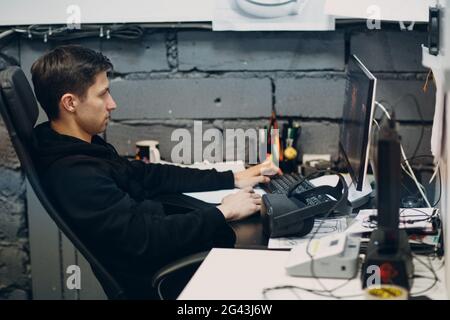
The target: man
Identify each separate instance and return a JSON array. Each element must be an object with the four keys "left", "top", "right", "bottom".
[{"left": 31, "top": 45, "right": 278, "bottom": 298}]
